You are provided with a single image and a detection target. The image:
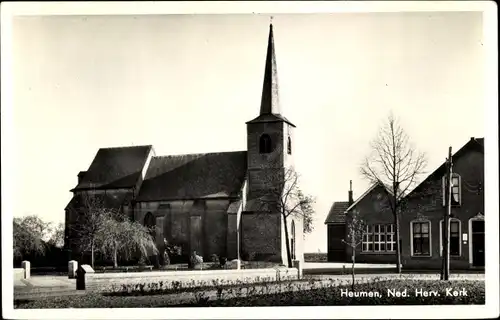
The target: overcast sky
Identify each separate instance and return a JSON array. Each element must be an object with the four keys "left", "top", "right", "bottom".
[{"left": 7, "top": 11, "right": 485, "bottom": 252}]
